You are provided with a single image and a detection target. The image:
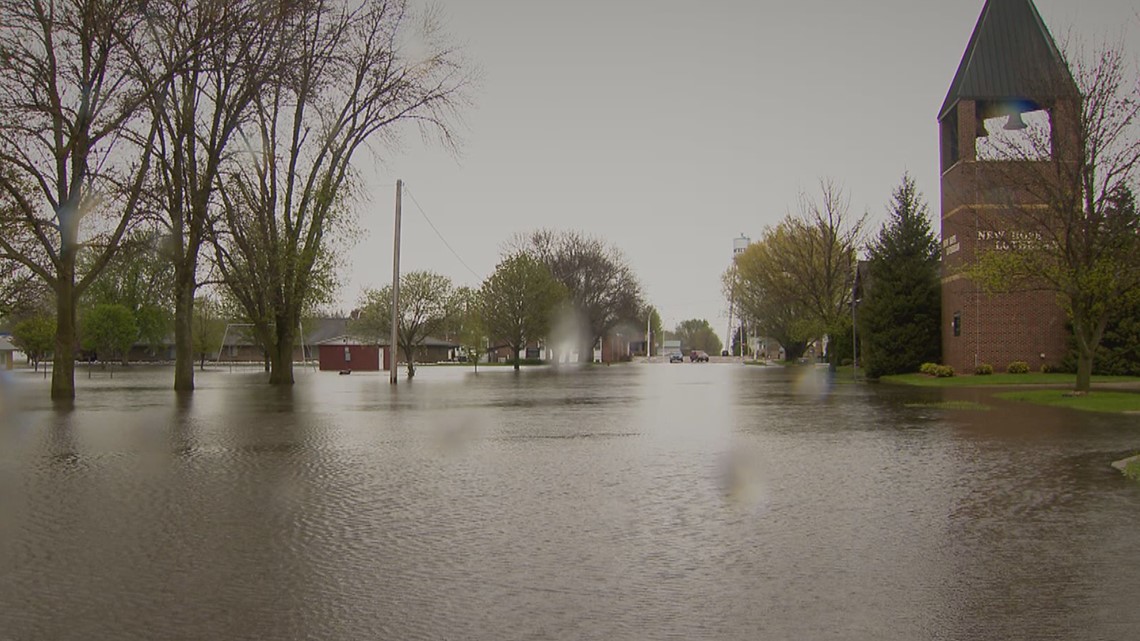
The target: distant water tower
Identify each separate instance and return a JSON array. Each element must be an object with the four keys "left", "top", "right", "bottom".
[
  {"left": 728, "top": 235, "right": 751, "bottom": 357},
  {"left": 733, "top": 234, "right": 750, "bottom": 257}
]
